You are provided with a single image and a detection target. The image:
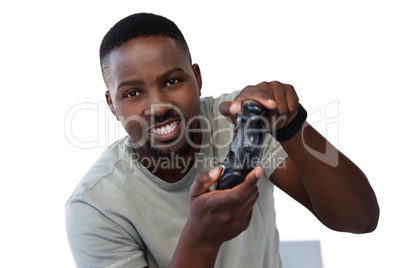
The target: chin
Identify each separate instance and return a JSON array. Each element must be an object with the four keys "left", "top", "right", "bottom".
[{"left": 145, "top": 139, "right": 192, "bottom": 160}]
